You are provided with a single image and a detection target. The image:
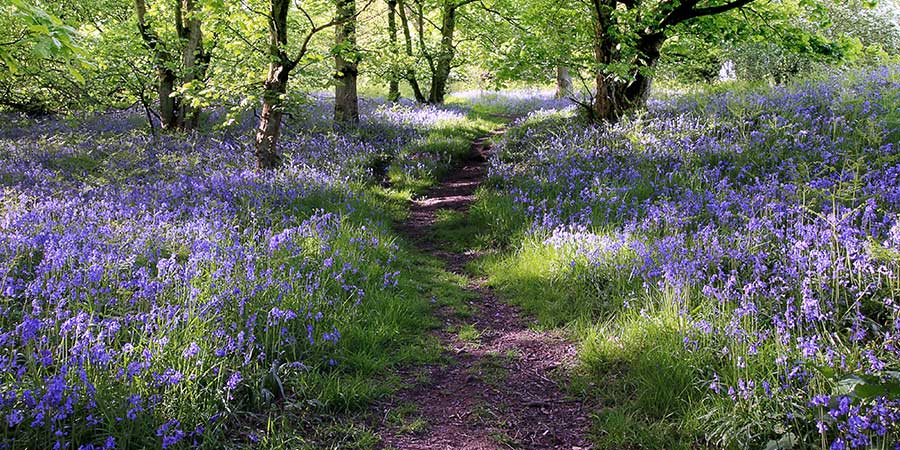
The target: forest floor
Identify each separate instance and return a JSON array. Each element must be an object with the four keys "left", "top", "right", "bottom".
[{"left": 372, "top": 128, "right": 592, "bottom": 449}]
